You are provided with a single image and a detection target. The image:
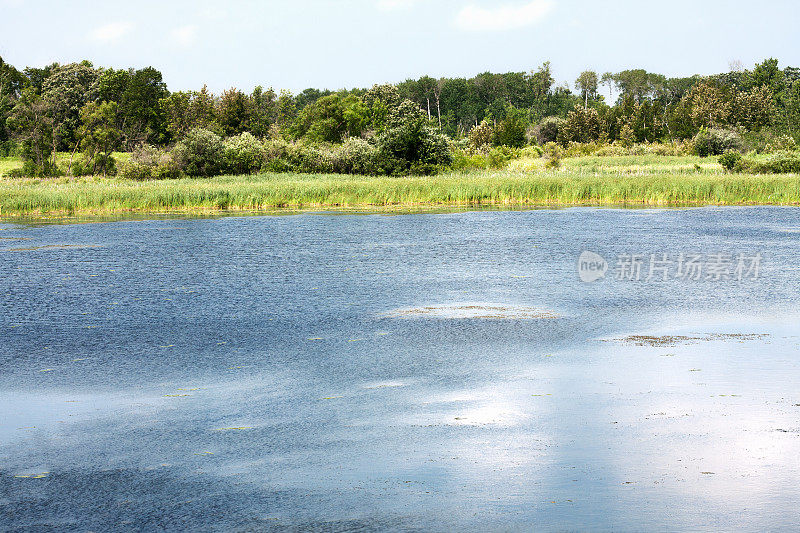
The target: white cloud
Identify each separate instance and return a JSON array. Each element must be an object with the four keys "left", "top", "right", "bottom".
[
  {"left": 170, "top": 25, "right": 198, "bottom": 47},
  {"left": 455, "top": 0, "right": 554, "bottom": 31},
  {"left": 89, "top": 22, "right": 134, "bottom": 43},
  {"left": 376, "top": 0, "right": 418, "bottom": 11}
]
